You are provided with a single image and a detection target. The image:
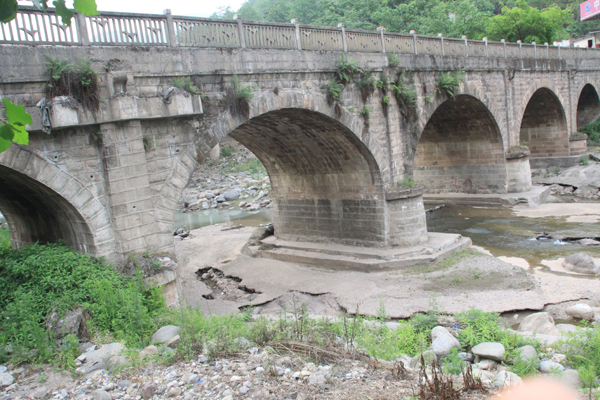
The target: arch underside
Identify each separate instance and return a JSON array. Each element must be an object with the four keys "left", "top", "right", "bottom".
[
  {"left": 229, "top": 108, "right": 388, "bottom": 247},
  {"left": 577, "top": 84, "right": 600, "bottom": 130},
  {"left": 520, "top": 88, "right": 569, "bottom": 157},
  {"left": 0, "top": 165, "right": 95, "bottom": 254},
  {"left": 414, "top": 95, "right": 507, "bottom": 194}
]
